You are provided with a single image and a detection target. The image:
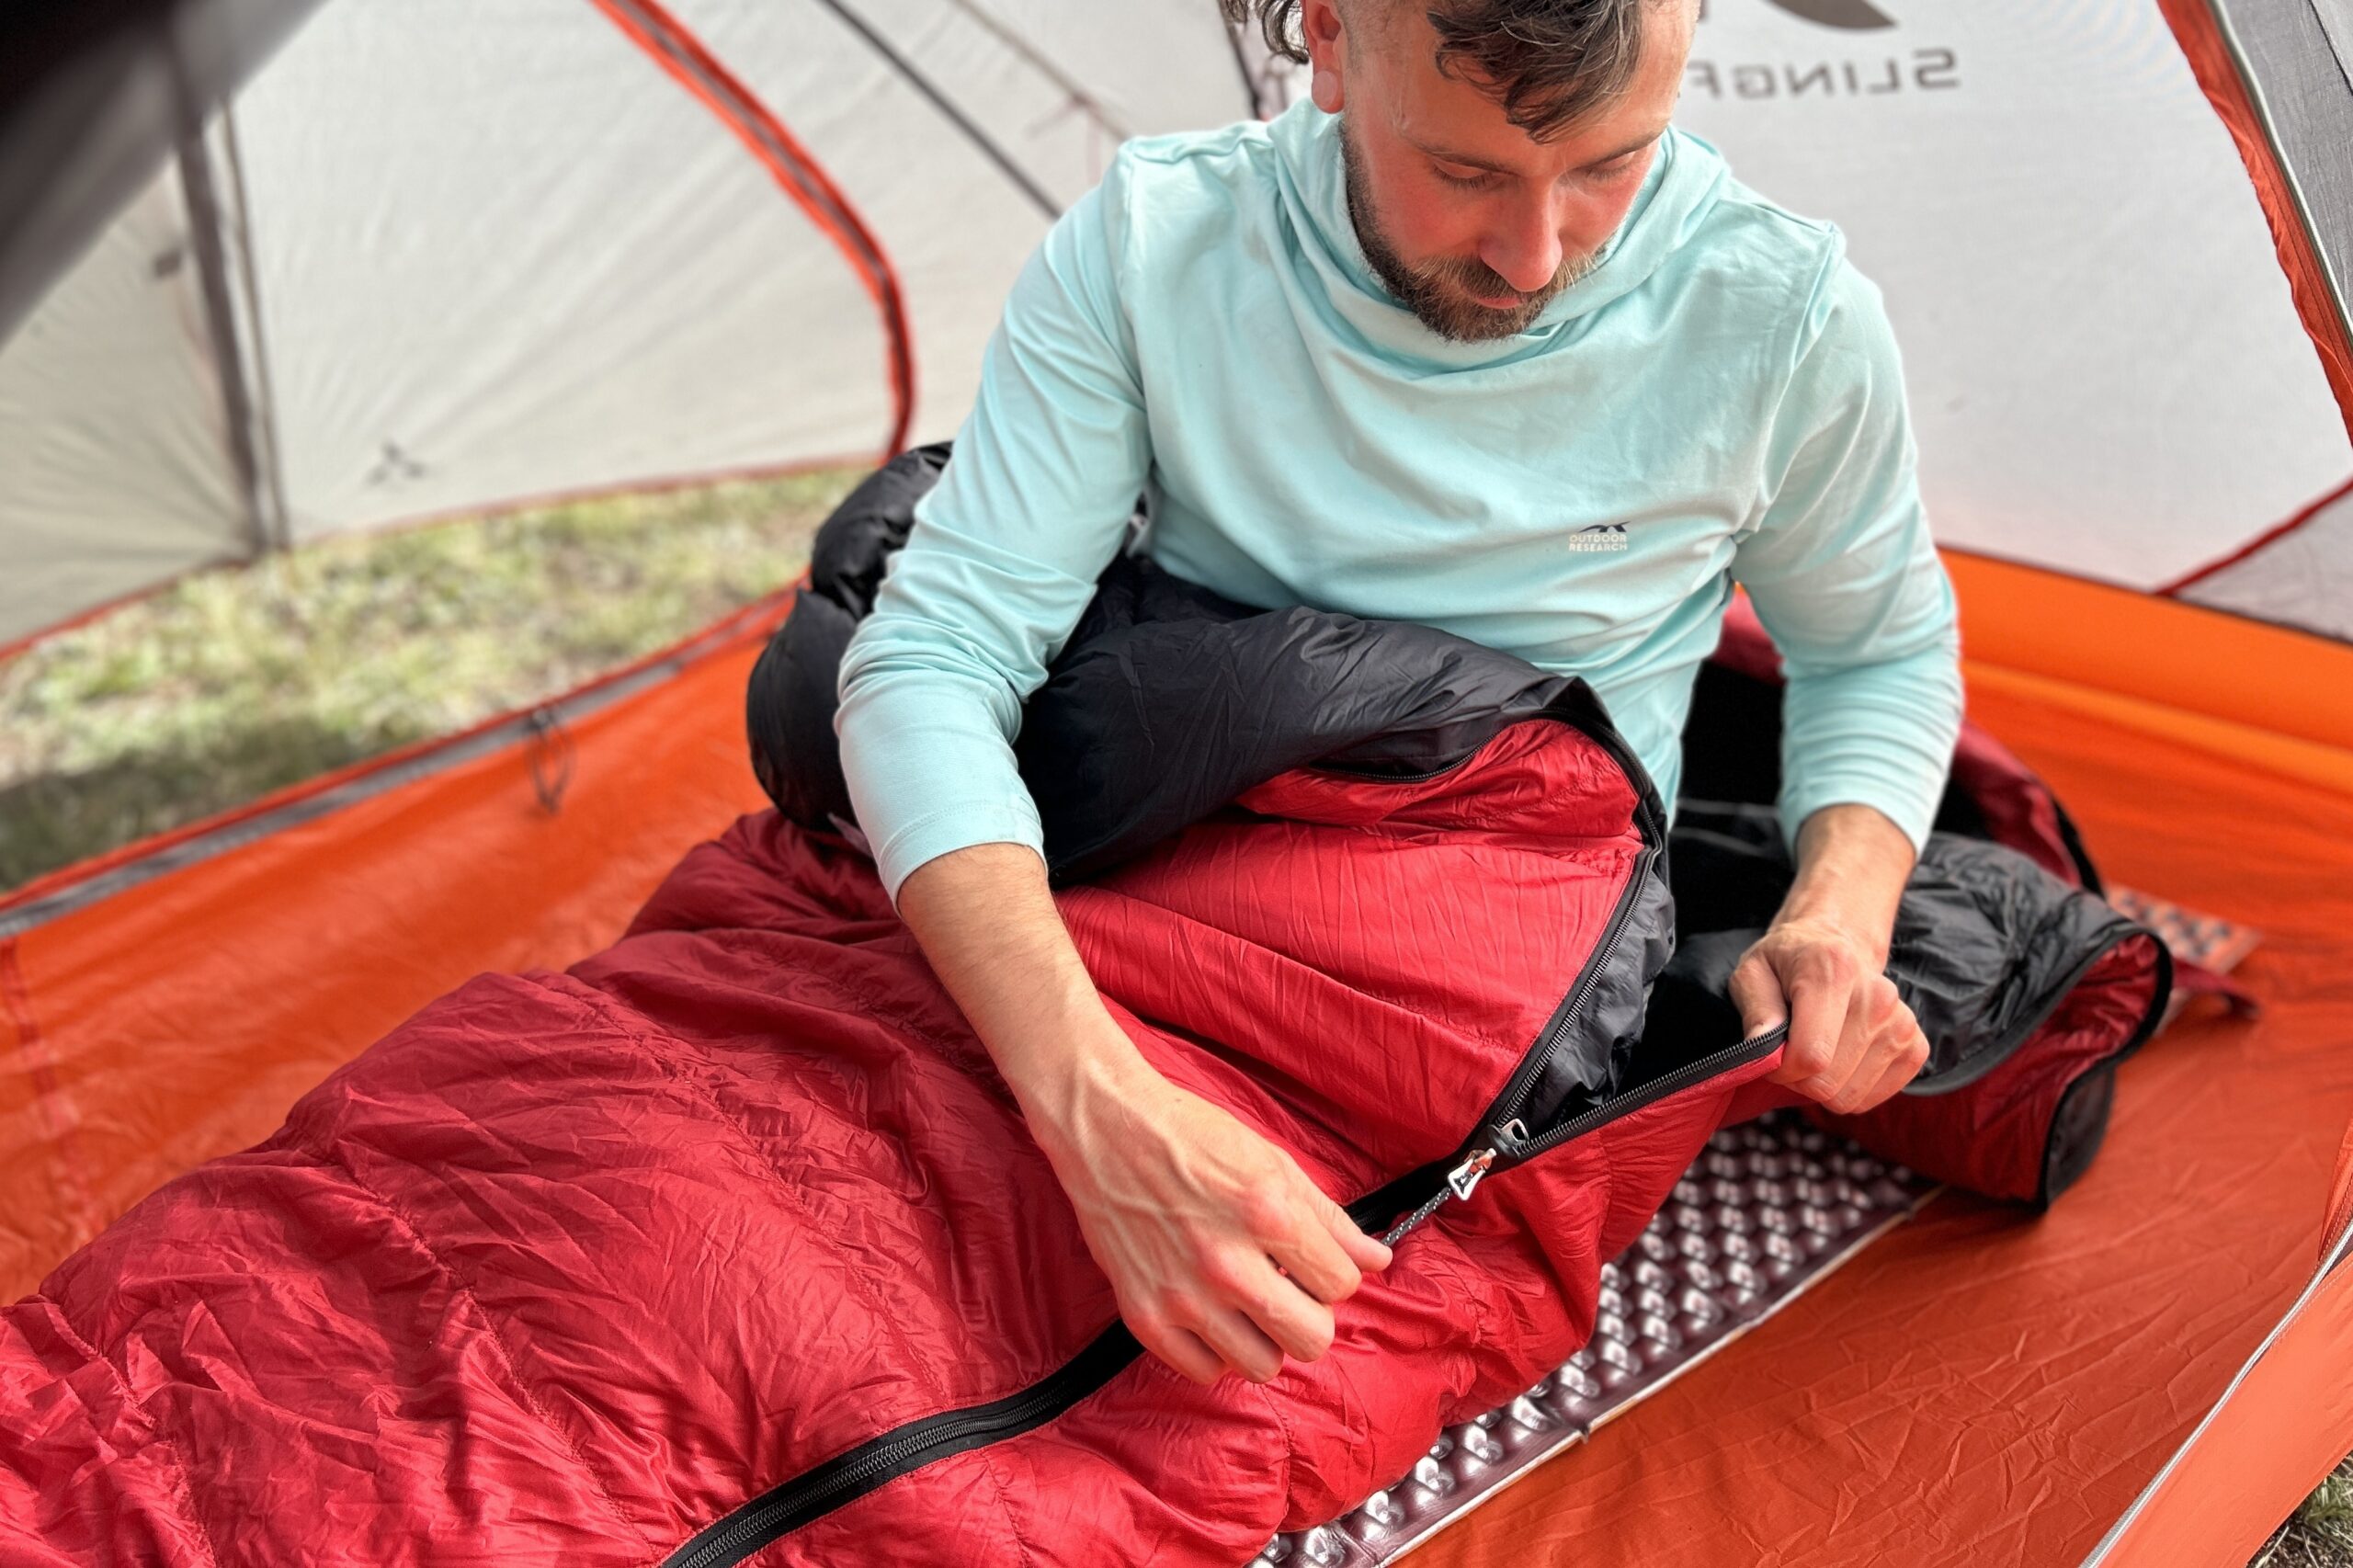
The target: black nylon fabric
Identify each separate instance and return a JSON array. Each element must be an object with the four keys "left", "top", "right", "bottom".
[
  {"left": 746, "top": 445, "right": 2159, "bottom": 1139},
  {"left": 1661, "top": 801, "right": 2154, "bottom": 1095},
  {"left": 747, "top": 444, "right": 1650, "bottom": 885}
]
